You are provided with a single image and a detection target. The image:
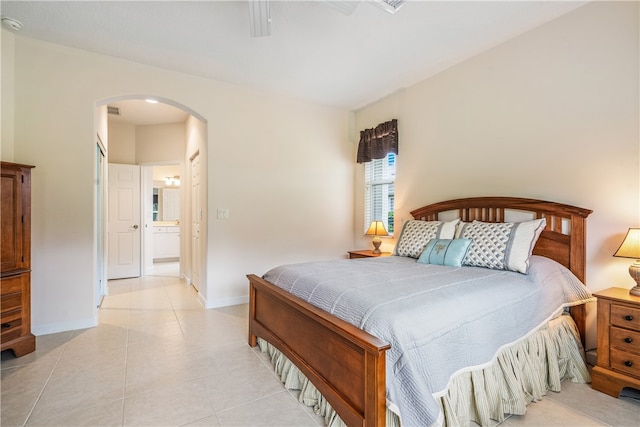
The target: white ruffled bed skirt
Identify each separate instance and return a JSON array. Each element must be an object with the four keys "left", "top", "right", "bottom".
[{"left": 256, "top": 314, "right": 591, "bottom": 427}]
